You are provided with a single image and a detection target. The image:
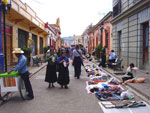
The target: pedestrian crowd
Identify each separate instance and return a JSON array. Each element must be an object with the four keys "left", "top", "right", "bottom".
[
  {"left": 7, "top": 46, "right": 145, "bottom": 101},
  {"left": 45, "top": 45, "right": 87, "bottom": 89}
]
